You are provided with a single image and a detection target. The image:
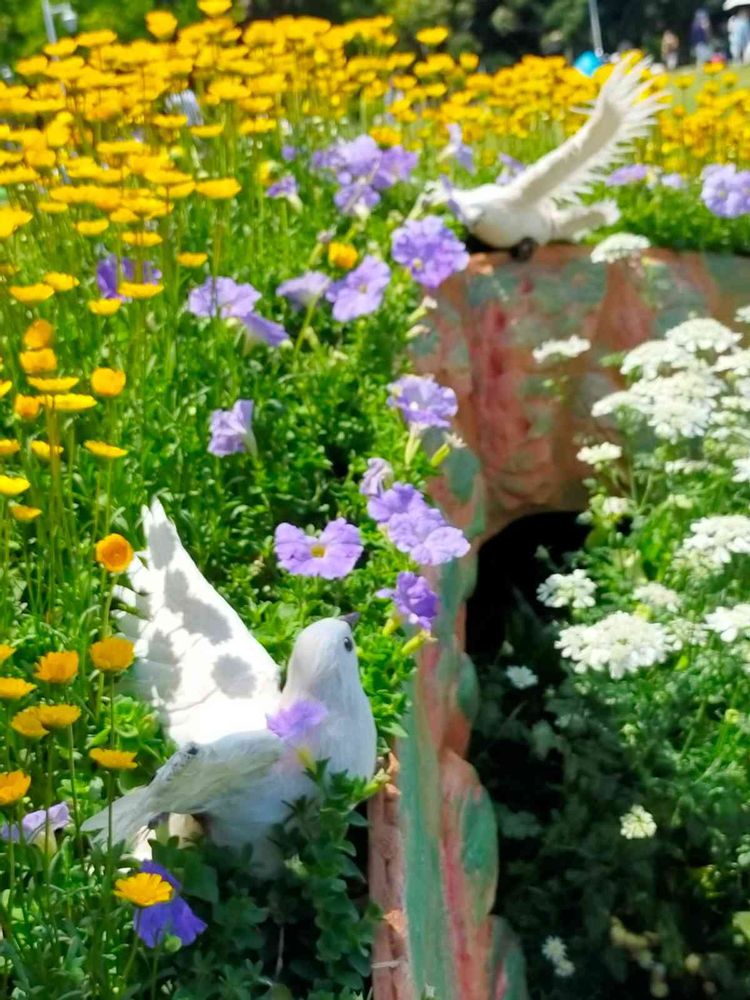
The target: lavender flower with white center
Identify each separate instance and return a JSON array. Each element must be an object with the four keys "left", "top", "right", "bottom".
[
  {"left": 242, "top": 313, "right": 290, "bottom": 348},
  {"left": 387, "top": 374, "right": 457, "bottom": 429},
  {"left": 705, "top": 604, "right": 750, "bottom": 642},
  {"left": 620, "top": 805, "right": 657, "bottom": 839},
  {"left": 506, "top": 665, "right": 538, "bottom": 689},
  {"left": 537, "top": 569, "right": 596, "bottom": 610},
  {"left": 533, "top": 336, "right": 590, "bottom": 364},
  {"left": 274, "top": 518, "right": 363, "bottom": 578},
  {"left": 326, "top": 256, "right": 390, "bottom": 321},
  {"left": 377, "top": 571, "right": 439, "bottom": 631},
  {"left": 208, "top": 399, "right": 255, "bottom": 457},
  {"left": 391, "top": 216, "right": 469, "bottom": 290},
  {"left": 359, "top": 457, "right": 394, "bottom": 499},
  {"left": 577, "top": 442, "right": 622, "bottom": 466},
  {"left": 188, "top": 277, "right": 261, "bottom": 321},
  {"left": 439, "top": 123, "right": 475, "bottom": 173},
  {"left": 281, "top": 144, "right": 297, "bottom": 162},
  {"left": 374, "top": 146, "right": 419, "bottom": 188},
  {"left": 701, "top": 163, "right": 750, "bottom": 218},
  {"left": 556, "top": 612, "right": 677, "bottom": 679},
  {"left": 266, "top": 699, "right": 328, "bottom": 746},
  {"left": 266, "top": 175, "right": 301, "bottom": 209},
  {"left": 386, "top": 506, "right": 469, "bottom": 565},
  {"left": 367, "top": 482, "right": 428, "bottom": 524},
  {"left": 276, "top": 271, "right": 330, "bottom": 310},
  {"left": 1, "top": 802, "right": 69, "bottom": 845},
  {"left": 606, "top": 163, "right": 649, "bottom": 187}
]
